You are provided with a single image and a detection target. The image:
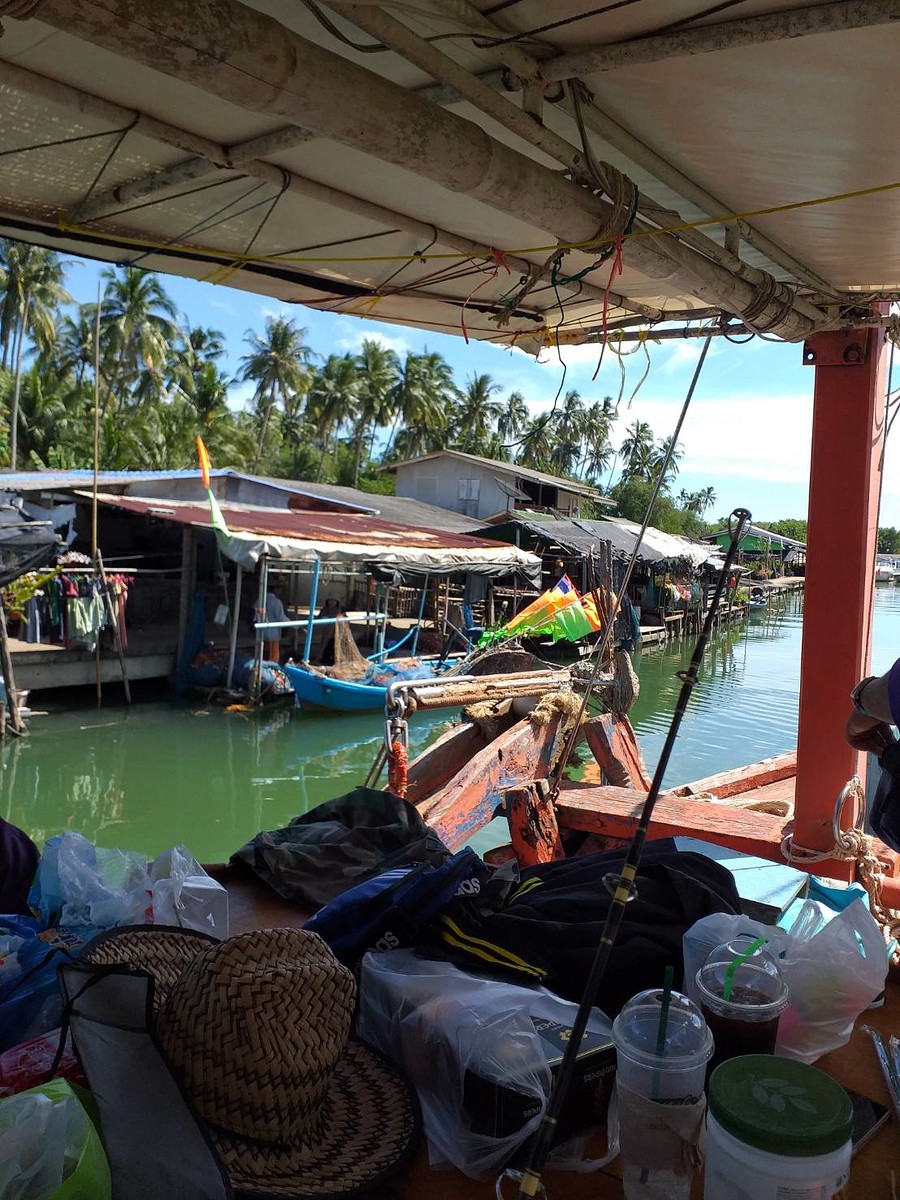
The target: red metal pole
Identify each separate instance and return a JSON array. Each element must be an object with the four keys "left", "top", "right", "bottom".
[{"left": 794, "top": 326, "right": 888, "bottom": 871}]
